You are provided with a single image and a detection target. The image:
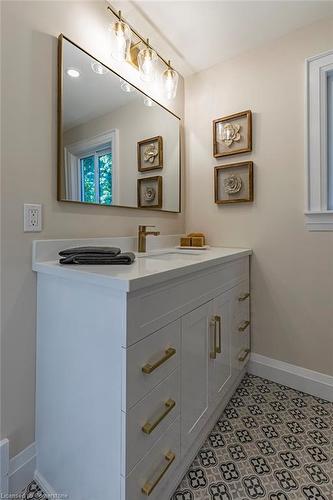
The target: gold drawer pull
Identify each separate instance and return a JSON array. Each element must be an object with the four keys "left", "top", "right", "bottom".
[
  {"left": 238, "top": 348, "right": 250, "bottom": 362},
  {"left": 141, "top": 450, "right": 176, "bottom": 496},
  {"left": 142, "top": 347, "right": 176, "bottom": 374},
  {"left": 142, "top": 399, "right": 176, "bottom": 434},
  {"left": 238, "top": 292, "right": 250, "bottom": 301},
  {"left": 238, "top": 320, "right": 250, "bottom": 332}
]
